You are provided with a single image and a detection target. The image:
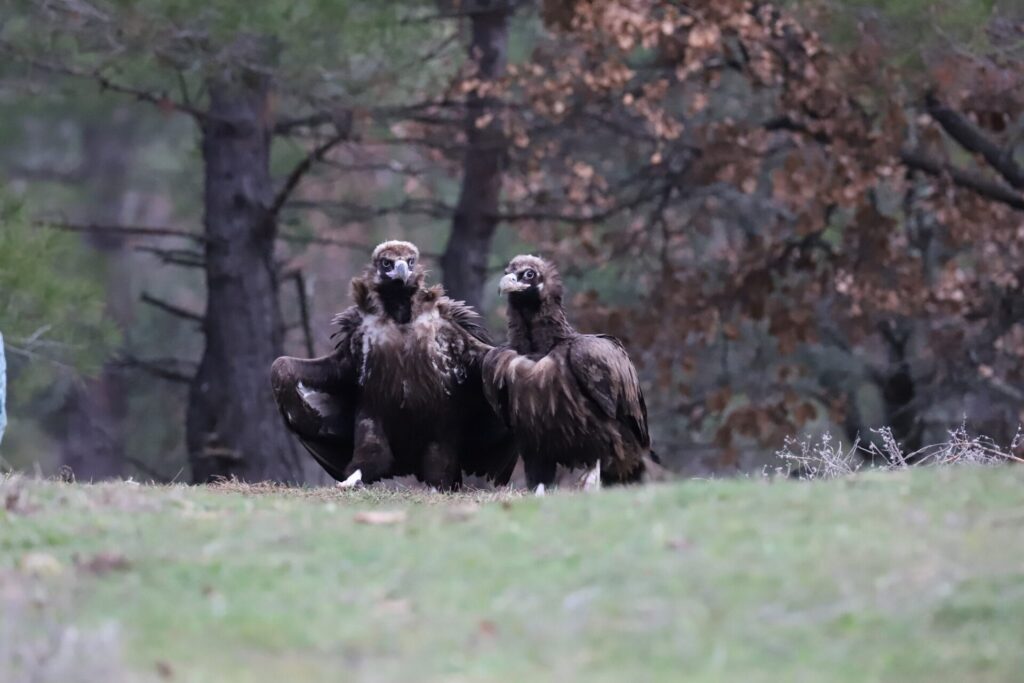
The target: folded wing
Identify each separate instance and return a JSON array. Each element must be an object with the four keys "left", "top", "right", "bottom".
[
  {"left": 441, "top": 299, "right": 518, "bottom": 486},
  {"left": 566, "top": 334, "right": 650, "bottom": 450}
]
